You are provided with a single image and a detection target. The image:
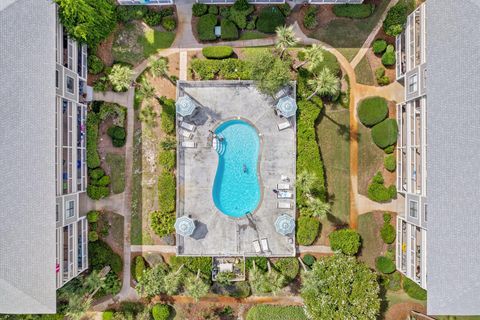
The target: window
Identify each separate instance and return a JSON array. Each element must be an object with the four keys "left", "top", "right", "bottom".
[
  {"left": 408, "top": 74, "right": 418, "bottom": 93},
  {"left": 56, "top": 70, "right": 59, "bottom": 88},
  {"left": 65, "top": 200, "right": 75, "bottom": 219},
  {"left": 56, "top": 203, "right": 59, "bottom": 222},
  {"left": 424, "top": 204, "right": 427, "bottom": 221},
  {"left": 66, "top": 76, "right": 74, "bottom": 94},
  {"left": 409, "top": 200, "right": 418, "bottom": 218}
]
